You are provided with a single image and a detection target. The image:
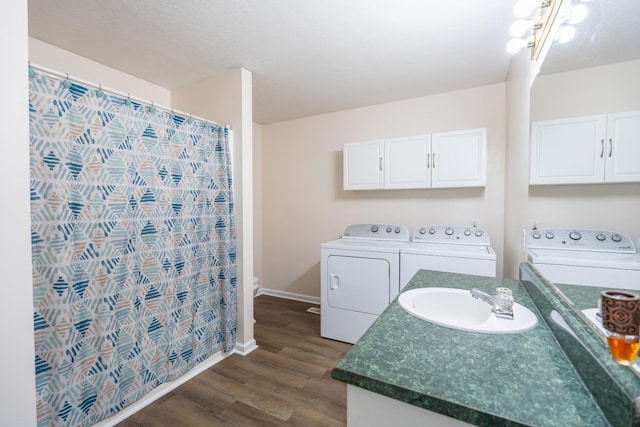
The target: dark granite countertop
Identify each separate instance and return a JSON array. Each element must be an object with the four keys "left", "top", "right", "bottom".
[
  {"left": 521, "top": 263, "right": 640, "bottom": 426},
  {"left": 332, "top": 269, "right": 610, "bottom": 427}
]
